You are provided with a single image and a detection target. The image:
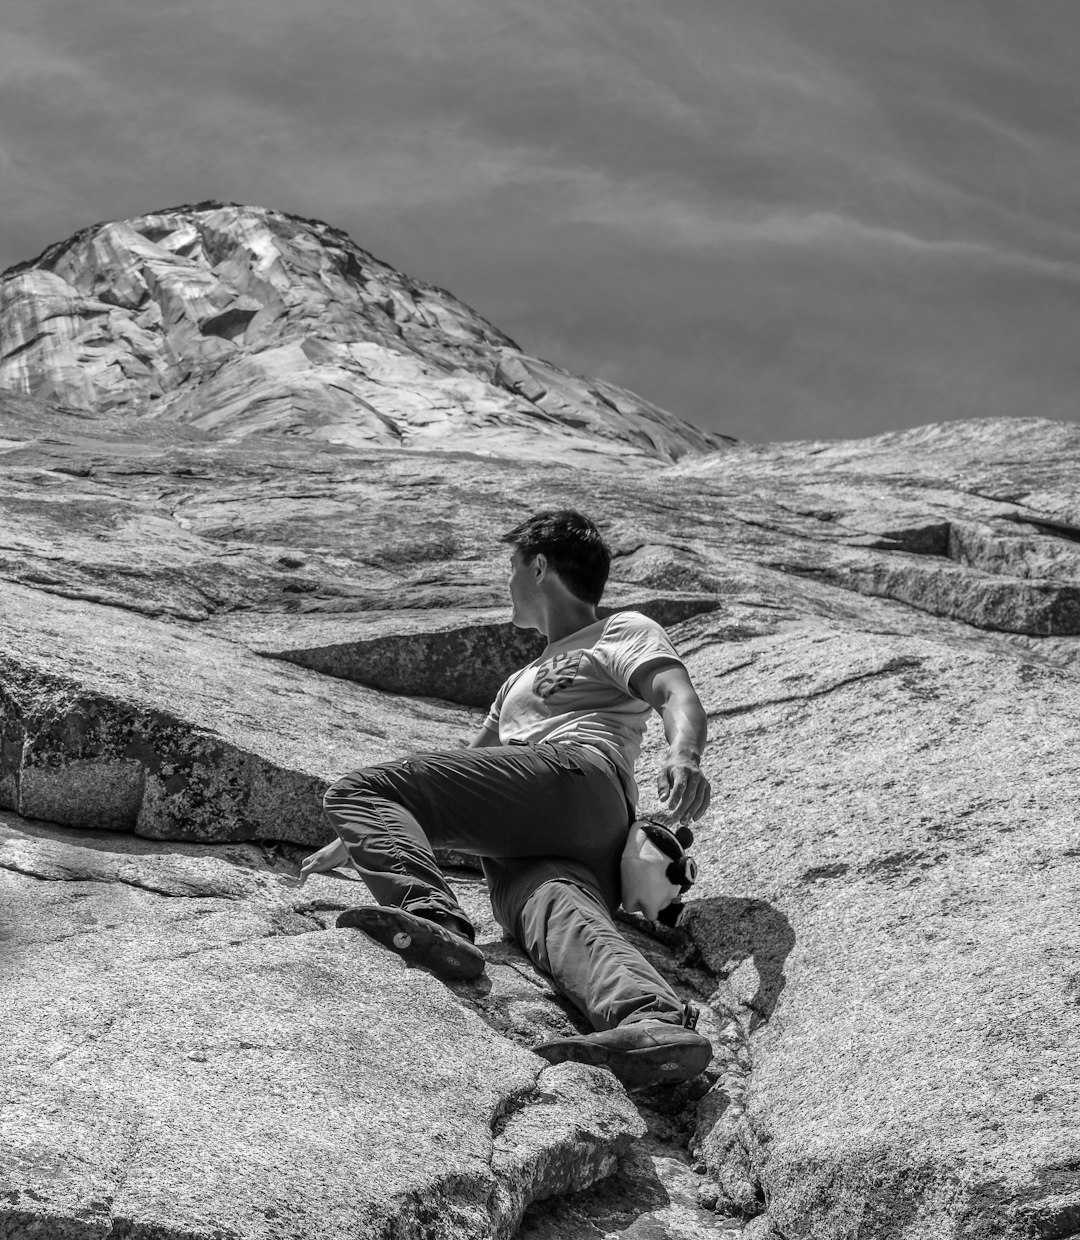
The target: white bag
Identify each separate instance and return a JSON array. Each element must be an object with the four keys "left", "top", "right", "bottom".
[{"left": 620, "top": 818, "right": 697, "bottom": 927}]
